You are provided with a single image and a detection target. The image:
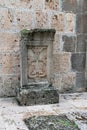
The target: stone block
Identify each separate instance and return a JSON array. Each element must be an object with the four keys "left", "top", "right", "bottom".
[
  {"left": 75, "top": 72, "right": 86, "bottom": 92},
  {"left": 35, "top": 11, "right": 49, "bottom": 29},
  {"left": 53, "top": 34, "right": 61, "bottom": 54},
  {"left": 62, "top": 0, "right": 78, "bottom": 13},
  {"left": 0, "top": 33, "right": 19, "bottom": 53},
  {"left": 76, "top": 14, "right": 83, "bottom": 33},
  {"left": 14, "top": 53, "right": 20, "bottom": 75},
  {"left": 0, "top": 8, "right": 14, "bottom": 30},
  {"left": 71, "top": 53, "right": 86, "bottom": 72},
  {"left": 0, "top": 0, "right": 33, "bottom": 9},
  {"left": 53, "top": 74, "right": 62, "bottom": 91},
  {"left": 16, "top": 11, "right": 33, "bottom": 30},
  {"left": 0, "top": 53, "right": 14, "bottom": 74},
  {"left": 61, "top": 72, "right": 76, "bottom": 93},
  {"left": 53, "top": 53, "right": 71, "bottom": 73},
  {"left": 24, "top": 115, "right": 79, "bottom": 130},
  {"left": 16, "top": 84, "right": 59, "bottom": 106},
  {"left": 83, "top": 13, "right": 87, "bottom": 33},
  {"left": 65, "top": 13, "right": 75, "bottom": 32},
  {"left": 62, "top": 35, "right": 76, "bottom": 52},
  {"left": 83, "top": 0, "right": 87, "bottom": 12},
  {"left": 0, "top": 75, "right": 19, "bottom": 97},
  {"left": 45, "top": 0, "right": 59, "bottom": 11},
  {"left": 76, "top": 34, "right": 86, "bottom": 52},
  {"left": 51, "top": 13, "right": 64, "bottom": 31},
  {"left": 33, "top": 0, "right": 44, "bottom": 10}
]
